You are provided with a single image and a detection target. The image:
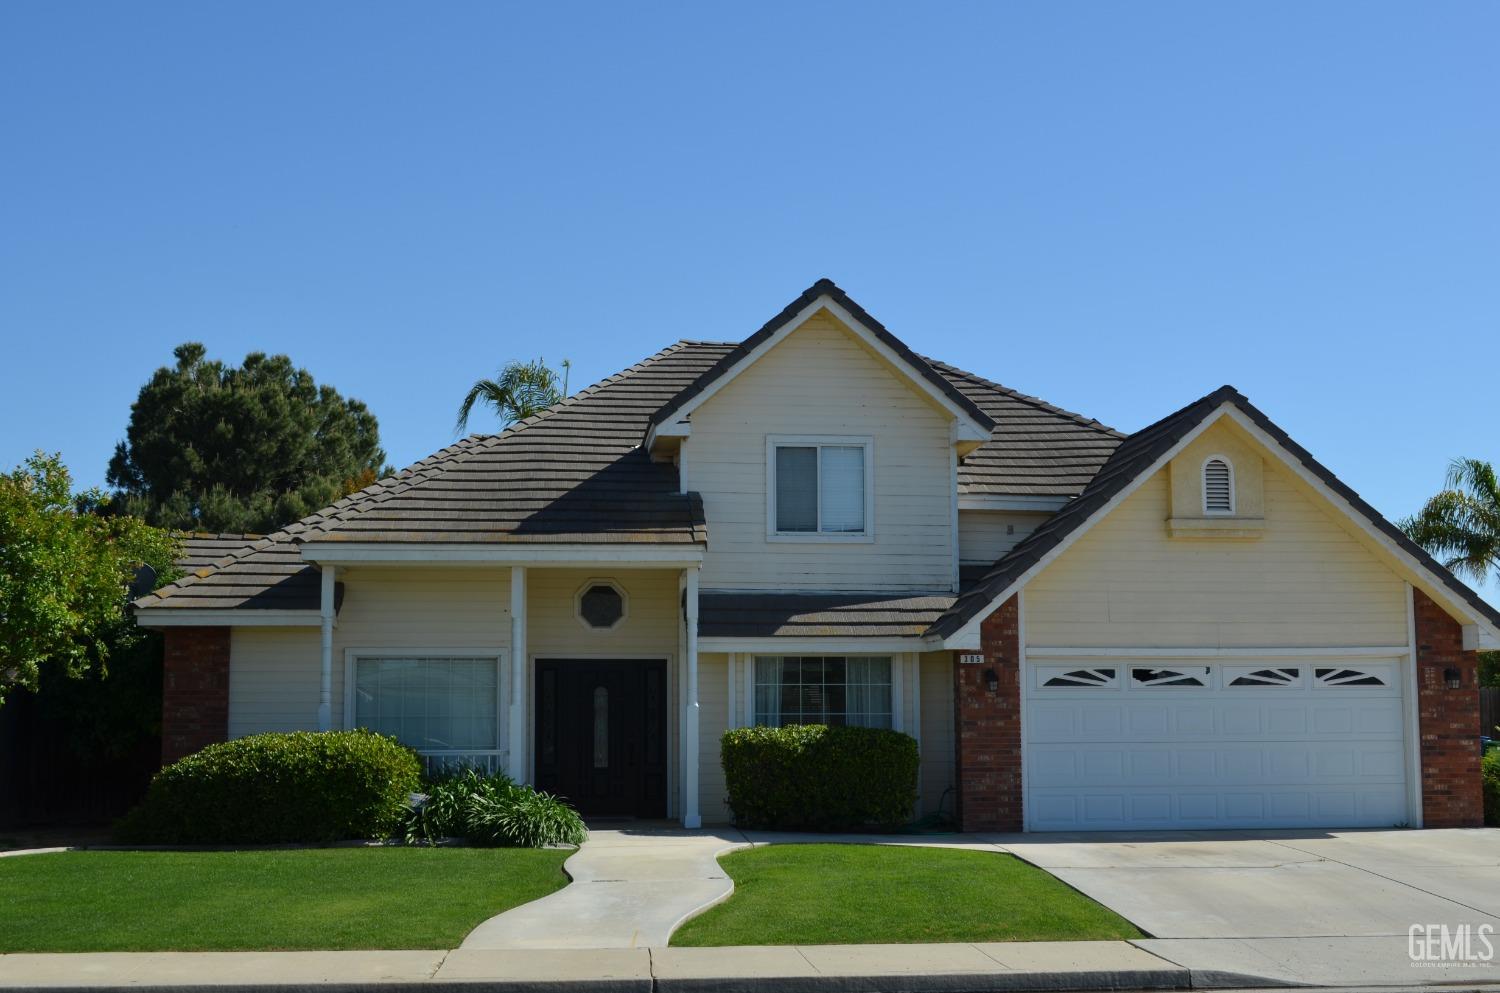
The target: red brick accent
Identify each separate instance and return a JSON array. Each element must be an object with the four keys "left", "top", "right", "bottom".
[
  {"left": 1413, "top": 589, "right": 1483, "bottom": 828},
  {"left": 161, "top": 627, "right": 231, "bottom": 765},
  {"left": 954, "top": 595, "right": 1024, "bottom": 831}
]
